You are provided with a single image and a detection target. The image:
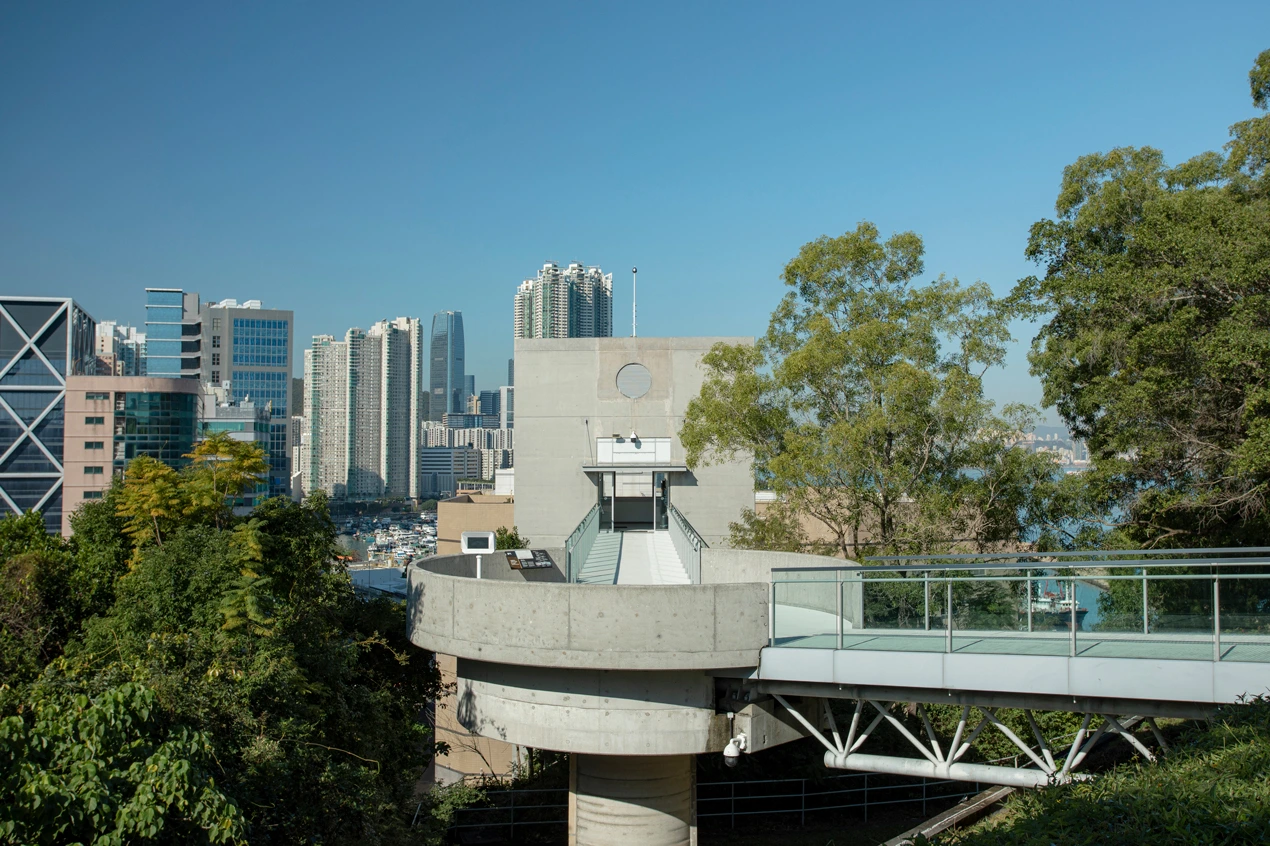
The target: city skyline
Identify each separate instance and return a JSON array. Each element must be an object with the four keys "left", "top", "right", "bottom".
[{"left": 6, "top": 4, "right": 1268, "bottom": 422}]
